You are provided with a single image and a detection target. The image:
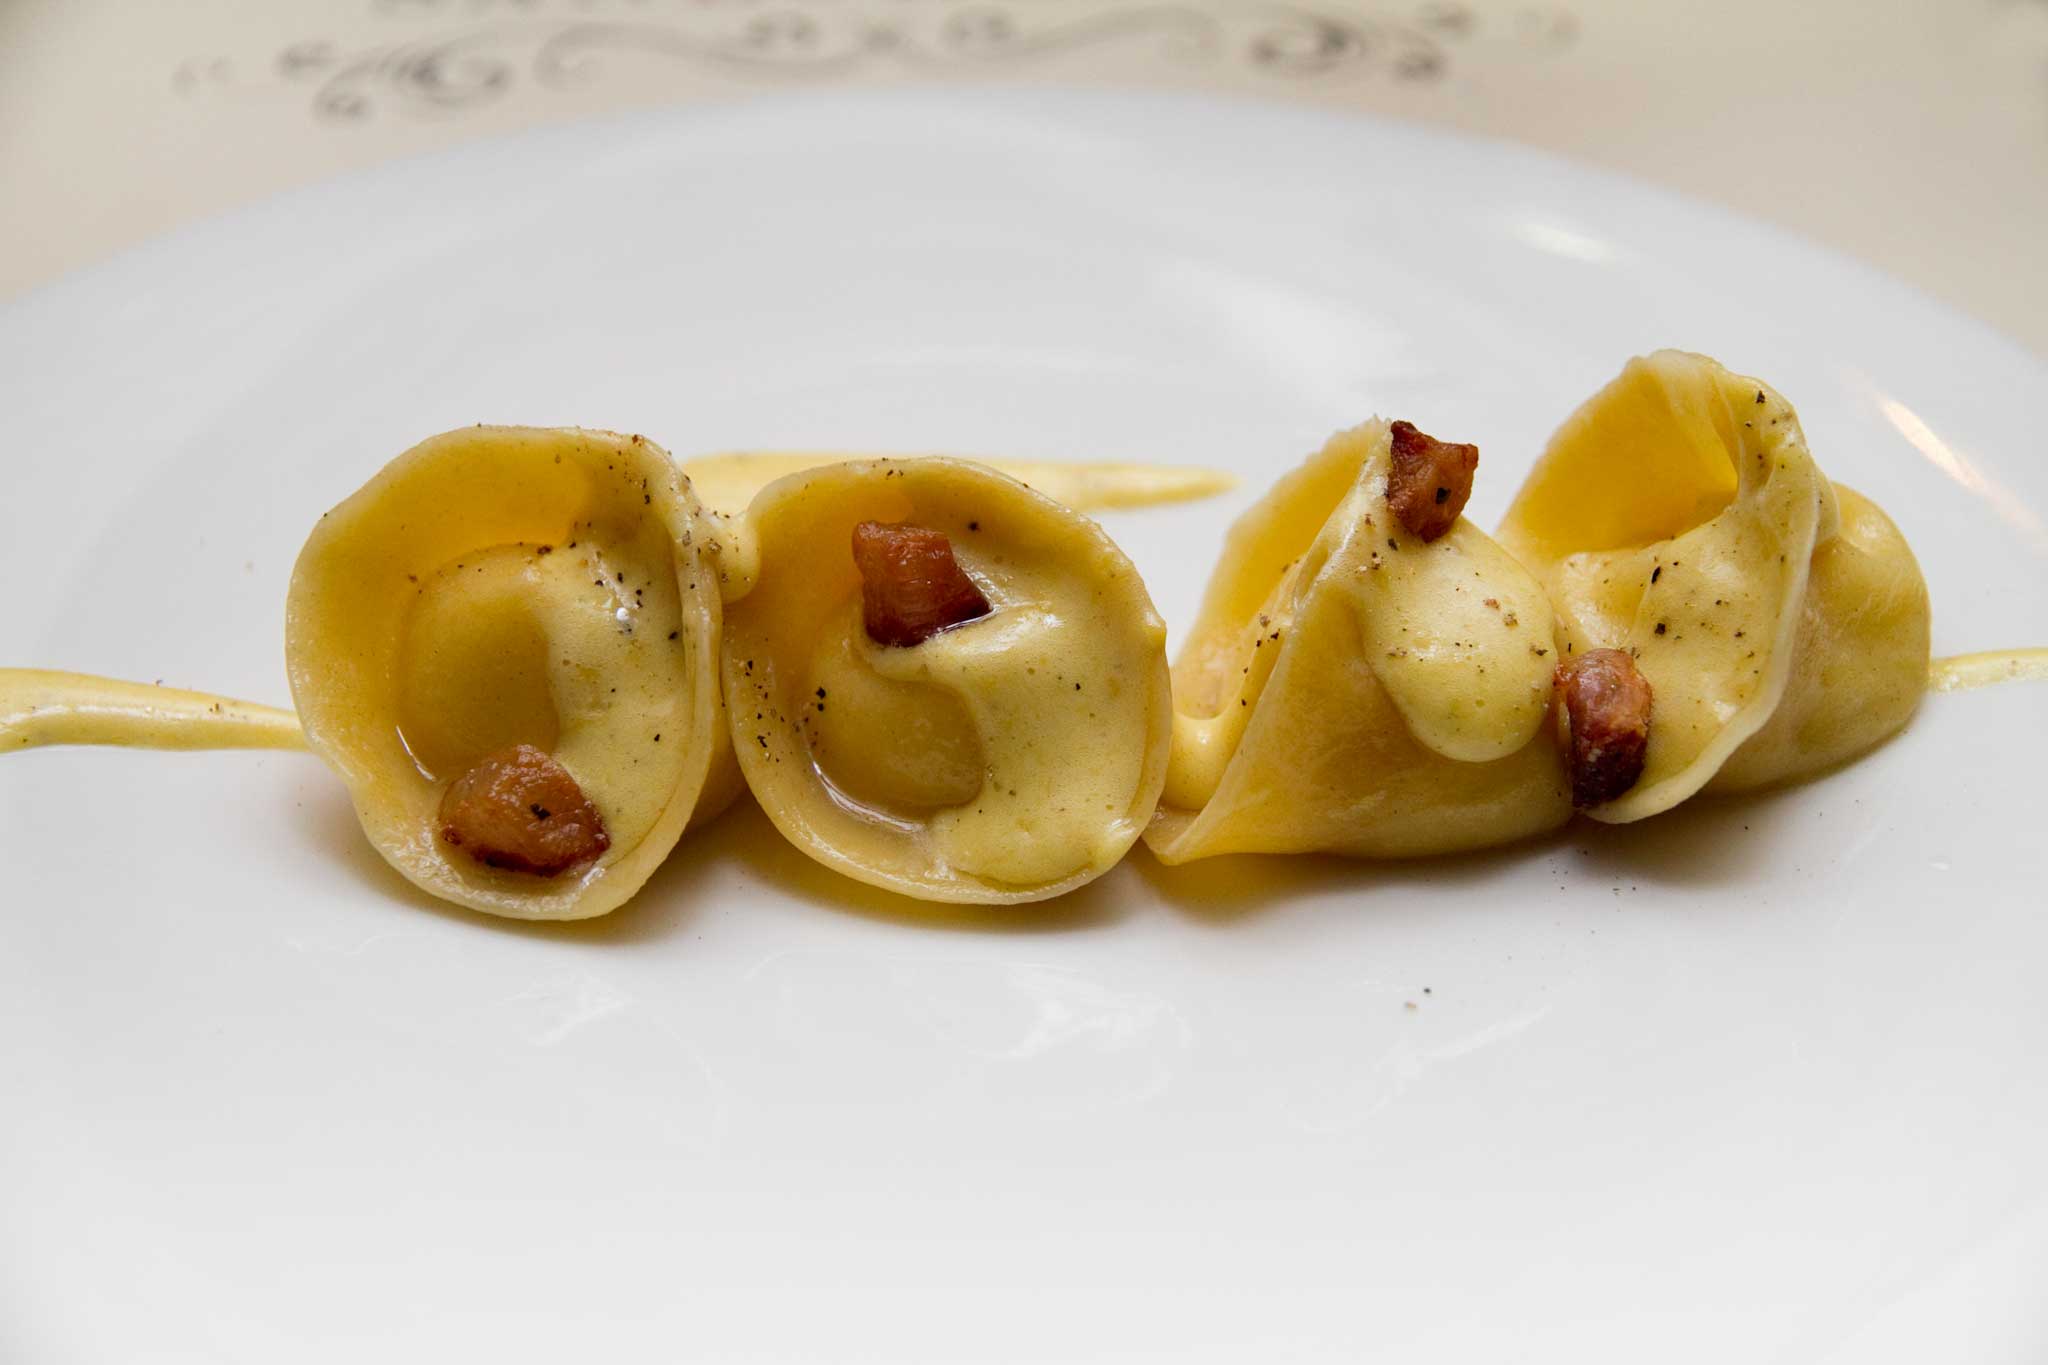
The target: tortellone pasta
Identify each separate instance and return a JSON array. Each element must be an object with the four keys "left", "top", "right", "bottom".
[
  {"left": 1145, "top": 419, "right": 1572, "bottom": 864},
  {"left": 286, "top": 426, "right": 737, "bottom": 920},
  {"left": 719, "top": 458, "right": 1173, "bottom": 902},
  {"left": 1497, "top": 350, "right": 1930, "bottom": 821},
  {"left": 1, "top": 359, "right": 1965, "bottom": 920}
]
